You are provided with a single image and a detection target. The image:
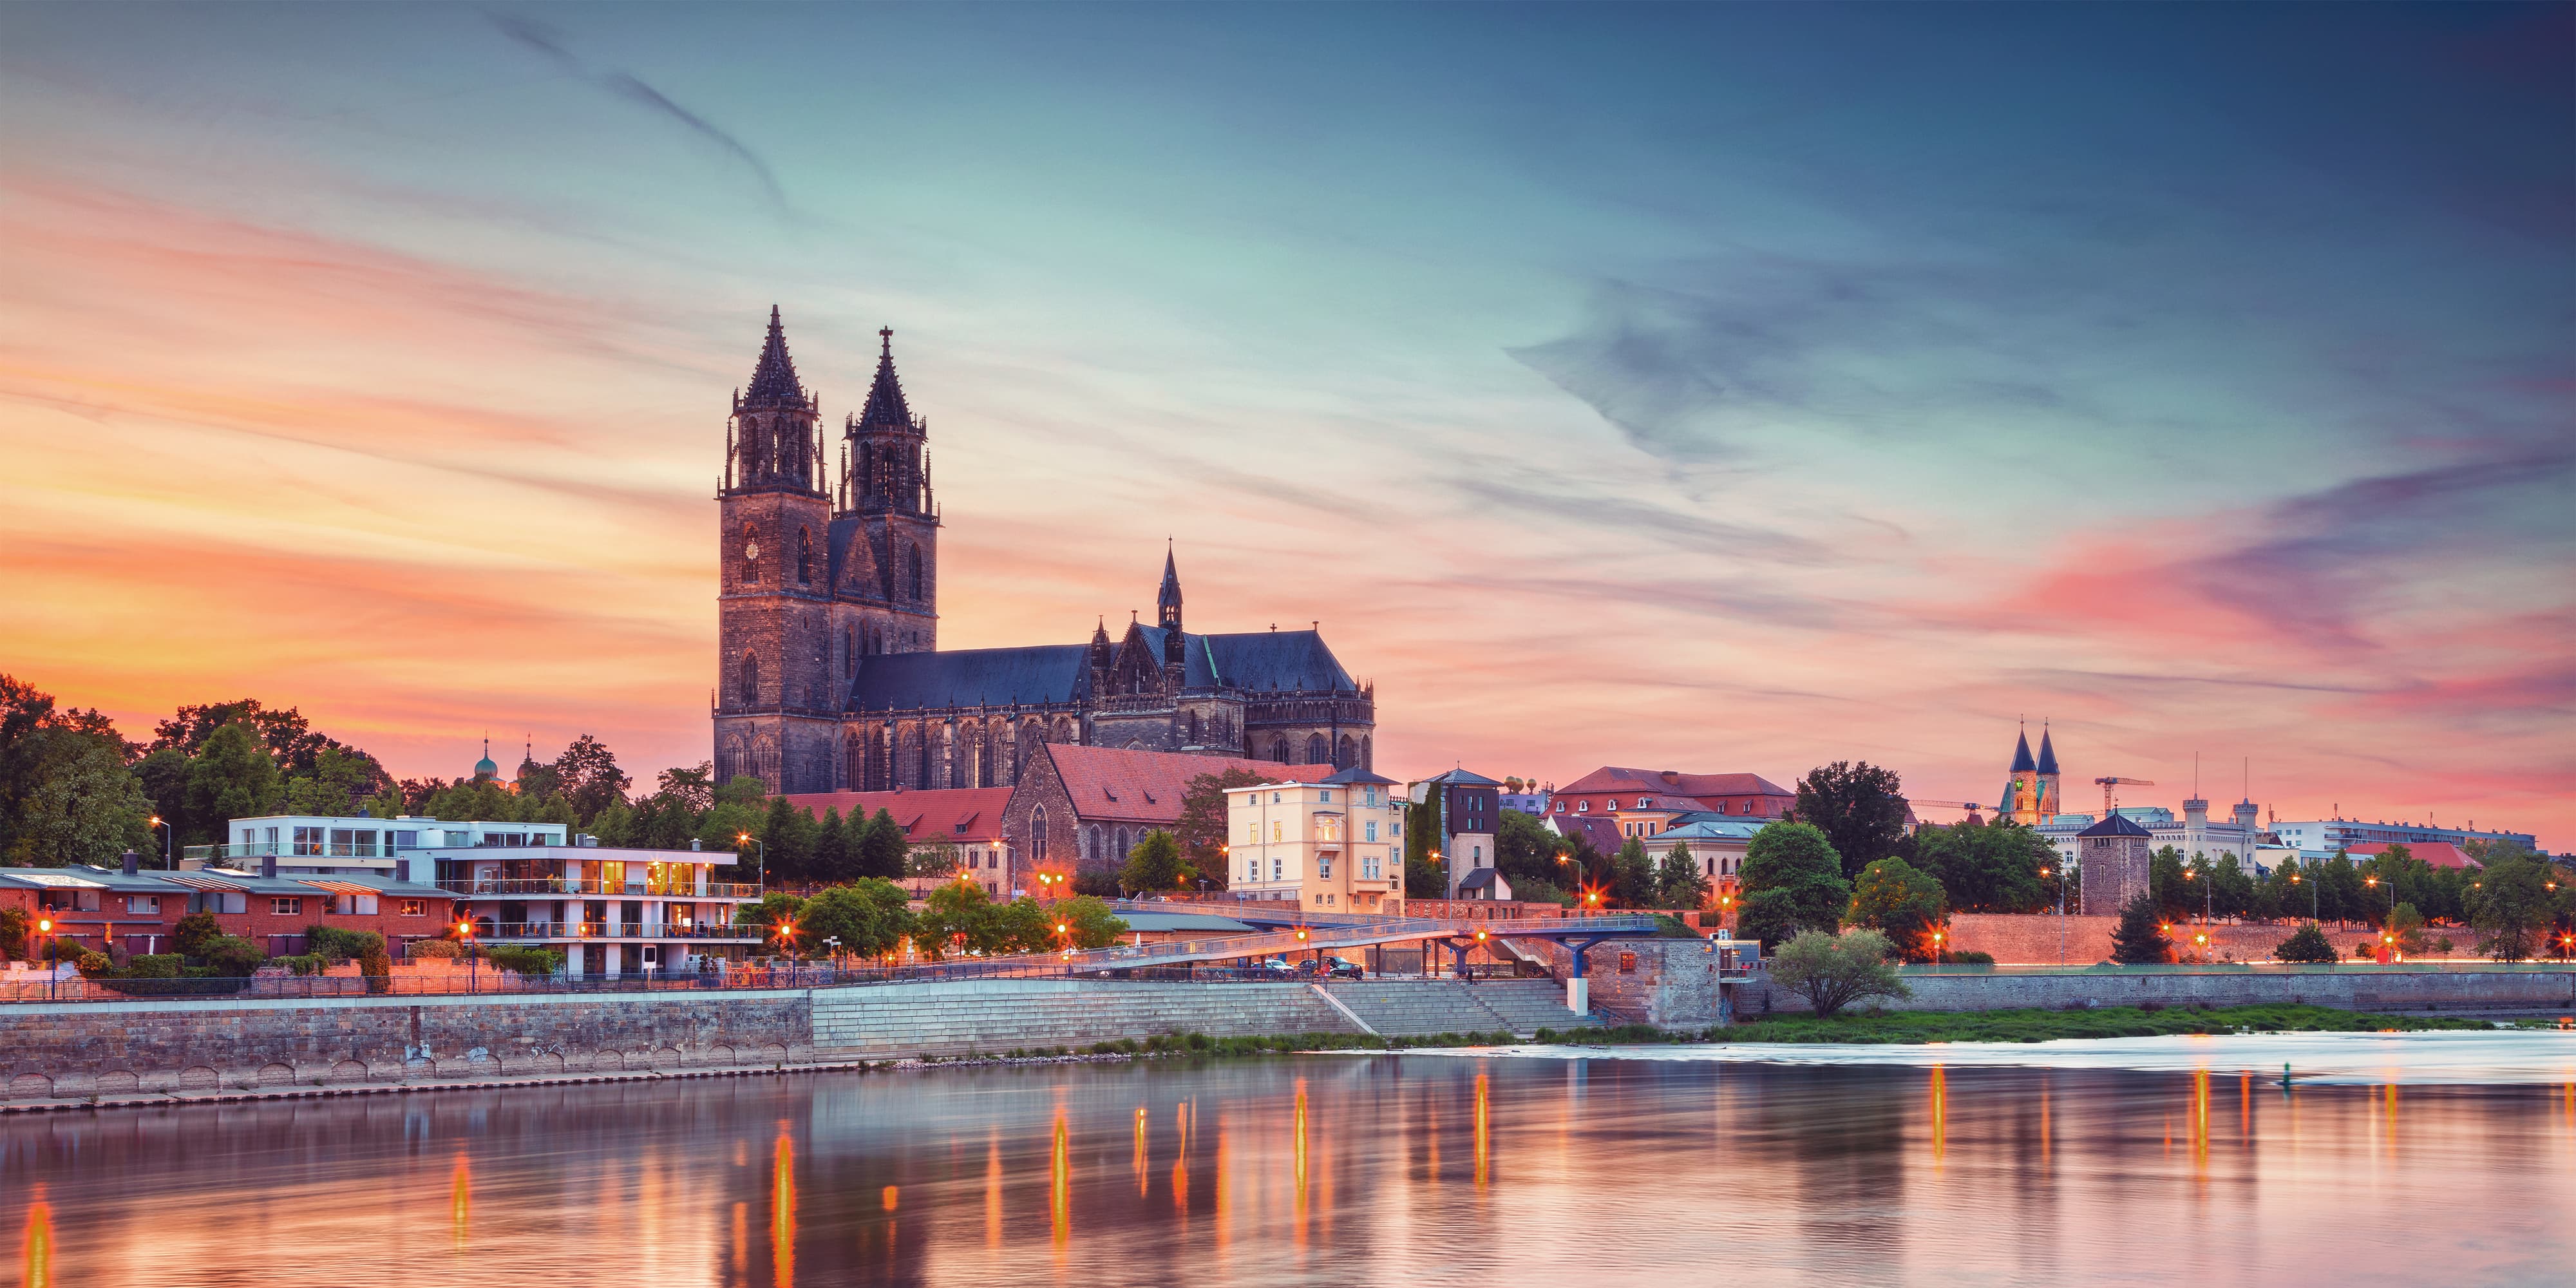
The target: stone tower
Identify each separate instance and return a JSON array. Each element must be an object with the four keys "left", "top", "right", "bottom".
[
  {"left": 2002, "top": 724, "right": 2043, "bottom": 824},
  {"left": 2034, "top": 724, "right": 2061, "bottom": 818},
  {"left": 841, "top": 327, "right": 940, "bottom": 654},
  {"left": 2077, "top": 812, "right": 2153, "bottom": 916},
  {"left": 715, "top": 307, "right": 838, "bottom": 792}
]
